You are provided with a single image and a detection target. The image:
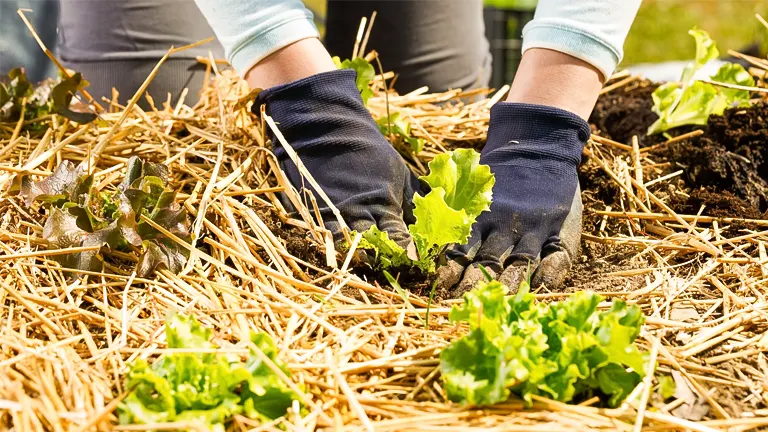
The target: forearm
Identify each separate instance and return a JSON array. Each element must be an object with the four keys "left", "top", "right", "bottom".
[
  {"left": 508, "top": 0, "right": 642, "bottom": 119},
  {"left": 194, "top": 0, "right": 326, "bottom": 84}
]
